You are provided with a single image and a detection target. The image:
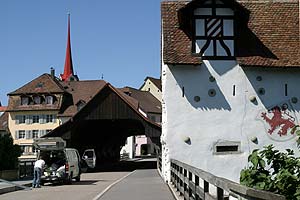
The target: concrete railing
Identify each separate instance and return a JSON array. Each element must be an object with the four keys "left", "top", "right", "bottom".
[{"left": 170, "top": 159, "right": 286, "bottom": 200}]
